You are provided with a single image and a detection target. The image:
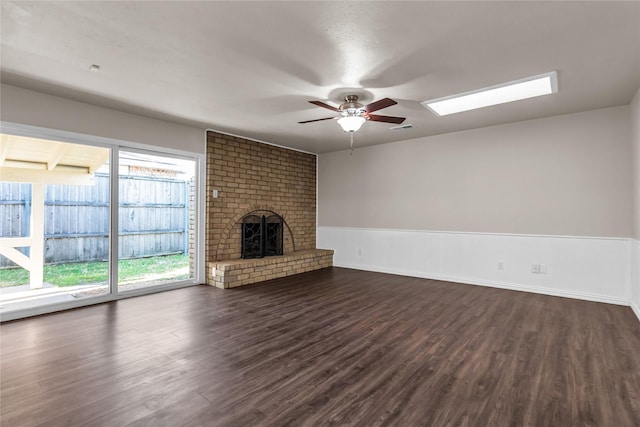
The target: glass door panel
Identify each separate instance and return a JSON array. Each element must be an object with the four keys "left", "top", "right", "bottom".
[
  {"left": 117, "top": 150, "right": 195, "bottom": 292},
  {"left": 0, "top": 136, "right": 111, "bottom": 314}
]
